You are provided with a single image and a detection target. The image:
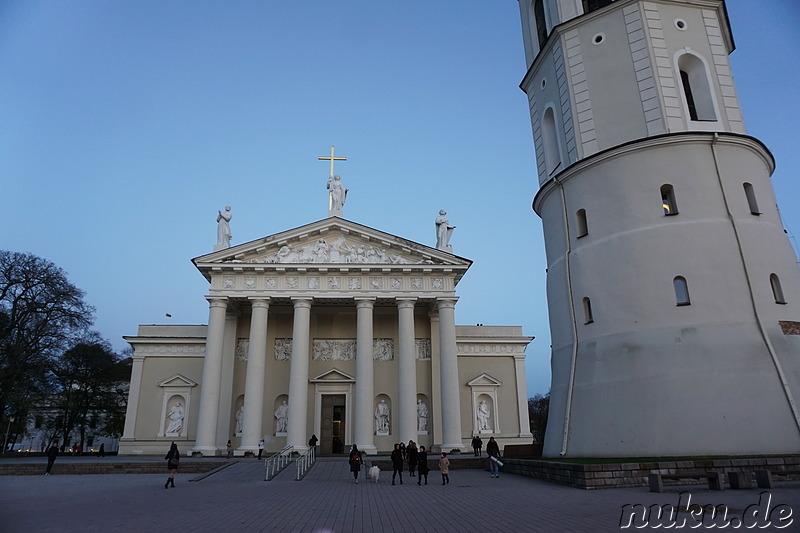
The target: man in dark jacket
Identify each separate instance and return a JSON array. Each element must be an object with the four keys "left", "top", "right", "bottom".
[
  {"left": 45, "top": 442, "right": 59, "bottom": 475},
  {"left": 486, "top": 436, "right": 501, "bottom": 478}
]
